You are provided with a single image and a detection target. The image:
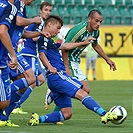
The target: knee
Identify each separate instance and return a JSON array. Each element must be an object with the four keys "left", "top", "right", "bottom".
[
  {"left": 83, "top": 86, "right": 90, "bottom": 94},
  {"left": 38, "top": 77, "right": 45, "bottom": 86},
  {"left": 63, "top": 111, "right": 72, "bottom": 120},
  {"left": 24, "top": 72, "right": 36, "bottom": 85},
  {"left": 87, "top": 88, "right": 90, "bottom": 94},
  {"left": 28, "top": 74, "right": 36, "bottom": 85},
  {"left": 37, "top": 74, "right": 45, "bottom": 86}
]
